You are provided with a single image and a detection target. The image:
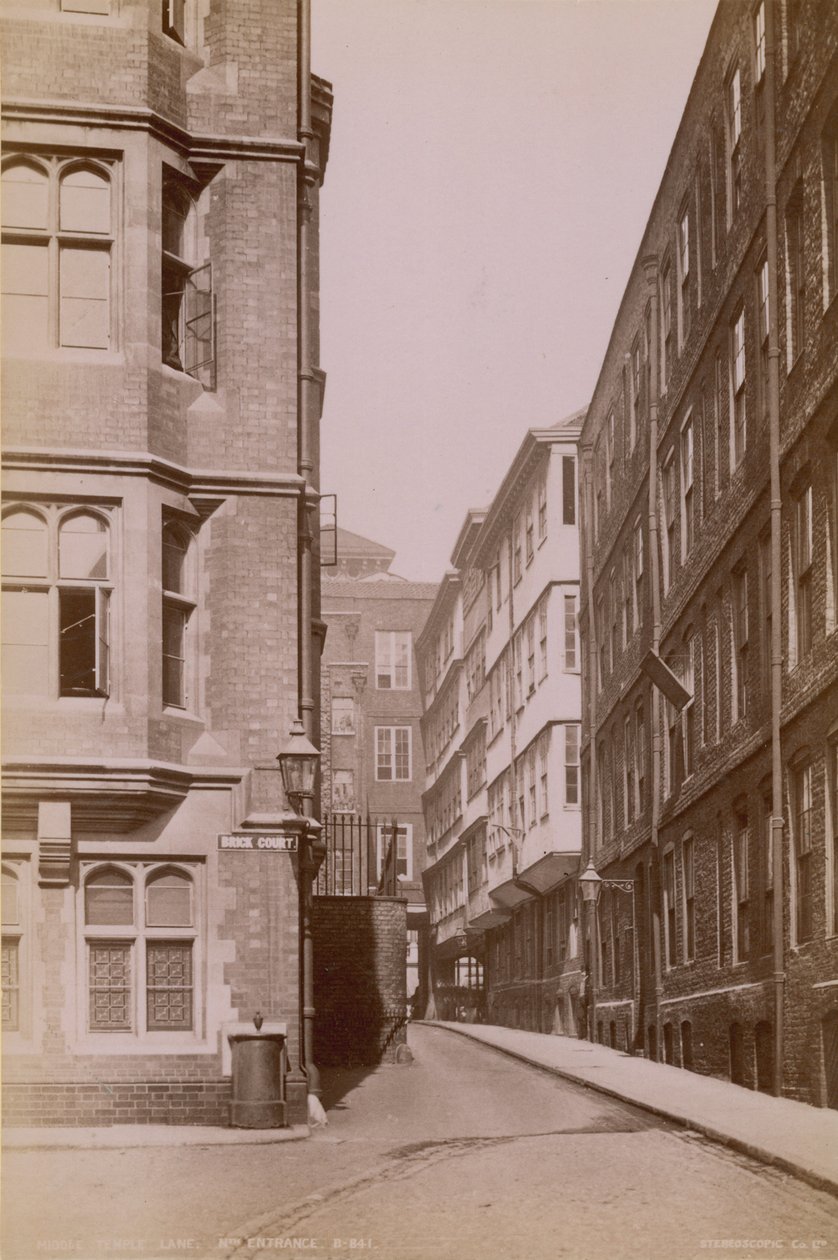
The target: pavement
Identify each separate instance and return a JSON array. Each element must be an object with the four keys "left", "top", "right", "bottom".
[
  {"left": 5, "top": 1020, "right": 838, "bottom": 1201},
  {"left": 421, "top": 1021, "right": 838, "bottom": 1197}
]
